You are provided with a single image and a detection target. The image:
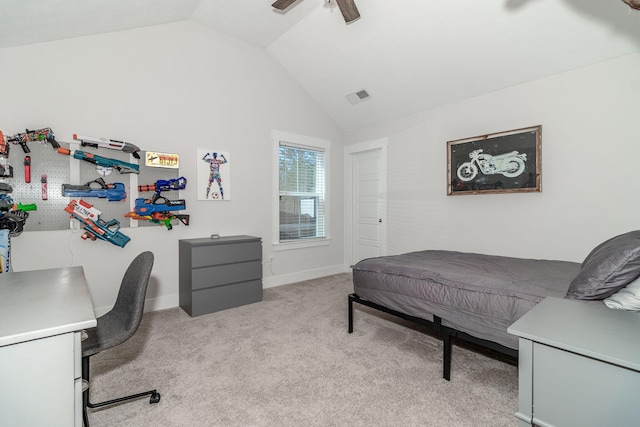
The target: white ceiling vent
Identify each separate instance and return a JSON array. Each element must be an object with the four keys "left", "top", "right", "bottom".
[{"left": 345, "top": 89, "right": 371, "bottom": 105}]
